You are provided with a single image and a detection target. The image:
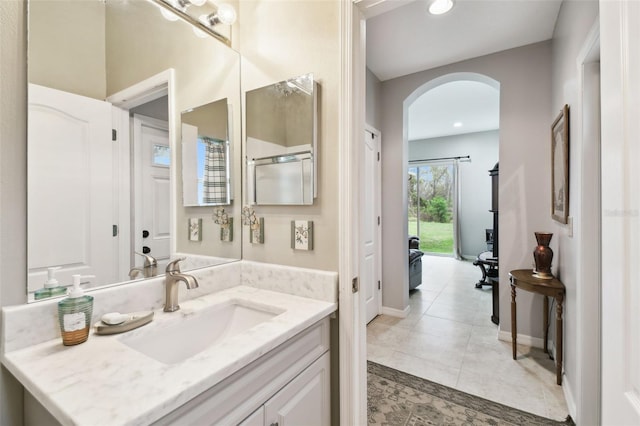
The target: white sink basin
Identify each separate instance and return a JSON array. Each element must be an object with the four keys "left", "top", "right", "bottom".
[{"left": 120, "top": 301, "right": 283, "bottom": 364}]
